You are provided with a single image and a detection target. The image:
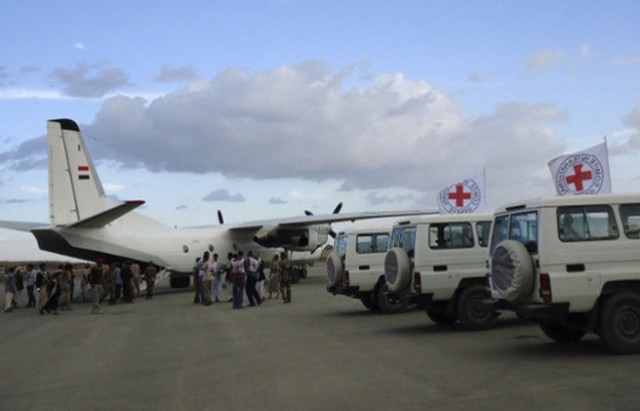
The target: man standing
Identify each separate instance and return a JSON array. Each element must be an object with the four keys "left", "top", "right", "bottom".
[
  {"left": 36, "top": 263, "right": 49, "bottom": 315},
  {"left": 245, "top": 251, "right": 261, "bottom": 307},
  {"left": 231, "top": 252, "right": 246, "bottom": 309},
  {"left": 4, "top": 266, "right": 17, "bottom": 313},
  {"left": 144, "top": 261, "right": 158, "bottom": 299},
  {"left": 25, "top": 264, "right": 37, "bottom": 307},
  {"left": 121, "top": 261, "right": 134, "bottom": 303},
  {"left": 192, "top": 257, "right": 202, "bottom": 304},
  {"left": 90, "top": 258, "right": 105, "bottom": 314},
  {"left": 278, "top": 252, "right": 293, "bottom": 304},
  {"left": 211, "top": 253, "right": 223, "bottom": 303}
]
